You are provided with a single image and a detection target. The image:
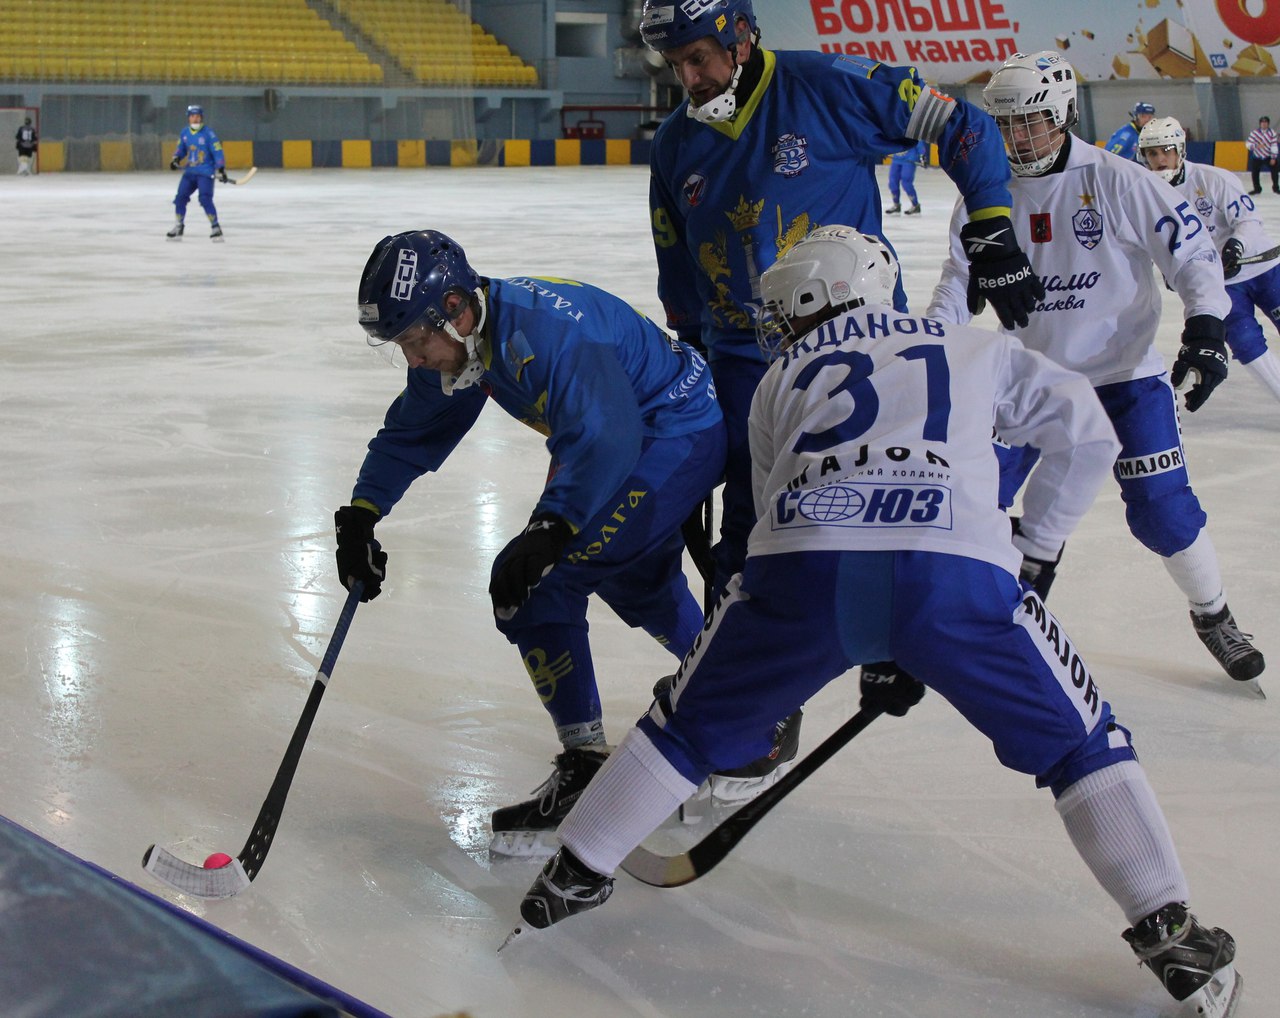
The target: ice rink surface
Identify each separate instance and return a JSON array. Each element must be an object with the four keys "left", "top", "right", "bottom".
[{"left": 1, "top": 164, "right": 1277, "bottom": 1017}]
